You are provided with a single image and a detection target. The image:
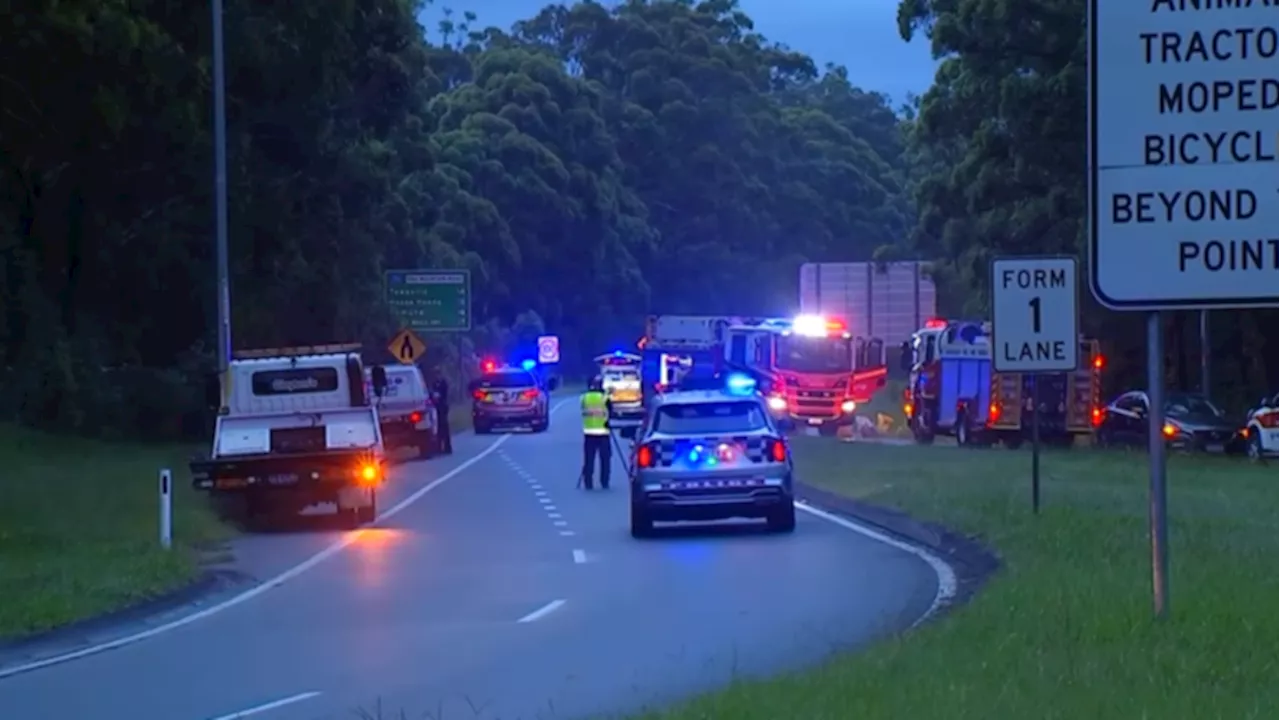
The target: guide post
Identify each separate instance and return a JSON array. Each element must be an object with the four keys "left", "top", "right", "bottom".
[
  {"left": 1087, "top": 0, "right": 1278, "bottom": 618},
  {"left": 990, "top": 256, "right": 1080, "bottom": 516}
]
